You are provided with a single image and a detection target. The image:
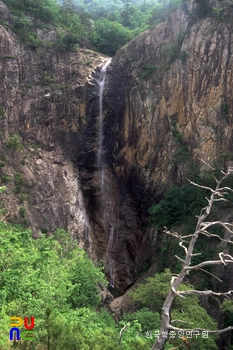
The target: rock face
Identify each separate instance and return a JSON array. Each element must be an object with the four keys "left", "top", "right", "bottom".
[
  {"left": 0, "top": 1, "right": 152, "bottom": 292},
  {"left": 103, "top": 0, "right": 233, "bottom": 289},
  {"left": 107, "top": 0, "right": 233, "bottom": 199},
  {"left": 0, "top": 1, "right": 109, "bottom": 259},
  {"left": 1, "top": 0, "right": 233, "bottom": 292}
]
